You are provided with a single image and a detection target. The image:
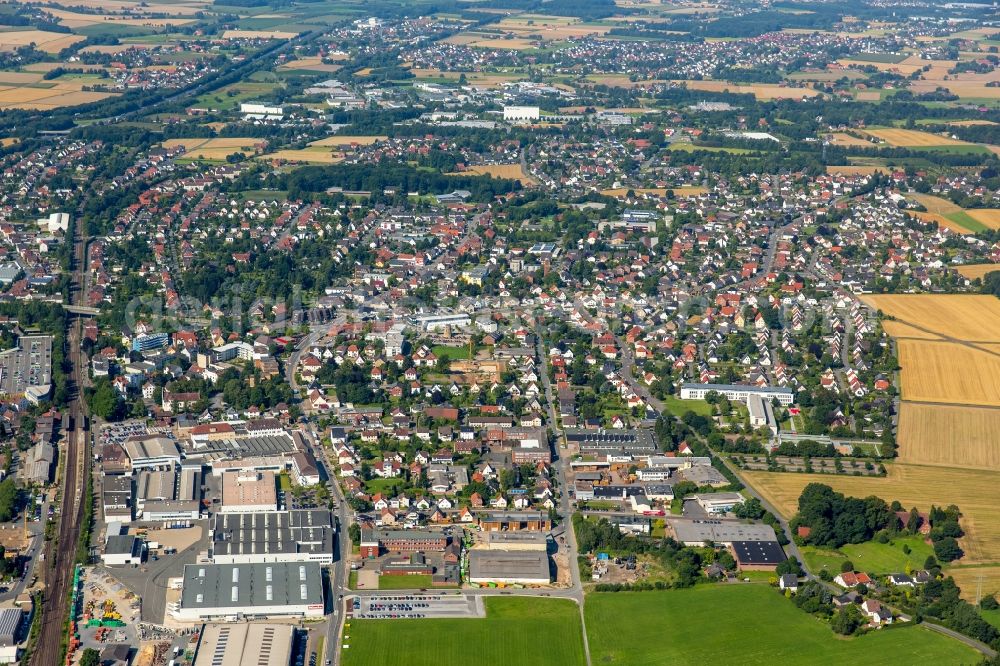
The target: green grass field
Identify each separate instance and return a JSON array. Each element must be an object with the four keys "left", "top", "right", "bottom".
[
  {"left": 800, "top": 536, "right": 934, "bottom": 576},
  {"left": 377, "top": 574, "right": 434, "bottom": 590},
  {"left": 585, "top": 586, "right": 979, "bottom": 666},
  {"left": 661, "top": 396, "right": 713, "bottom": 417},
  {"left": 363, "top": 477, "right": 404, "bottom": 495},
  {"left": 342, "top": 597, "right": 586, "bottom": 666},
  {"left": 981, "top": 608, "right": 1000, "bottom": 630},
  {"left": 431, "top": 344, "right": 473, "bottom": 361}
]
